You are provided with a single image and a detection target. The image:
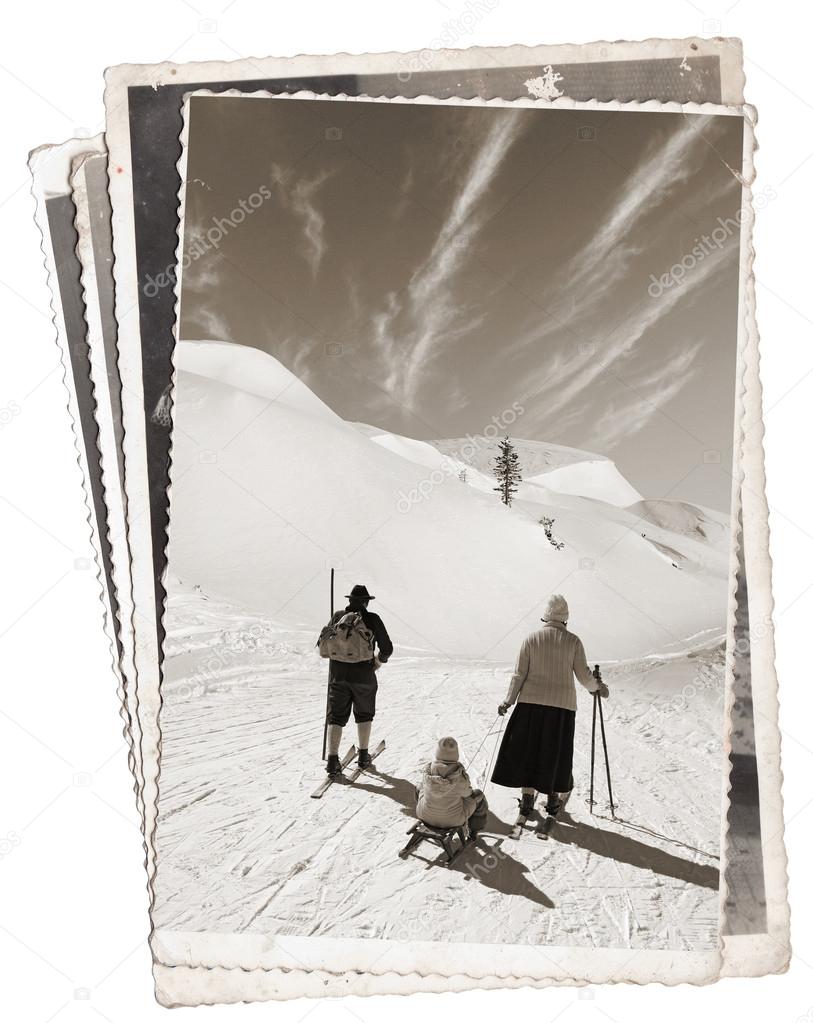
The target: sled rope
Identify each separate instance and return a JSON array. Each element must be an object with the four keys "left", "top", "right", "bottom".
[
  {"left": 482, "top": 713, "right": 505, "bottom": 792},
  {"left": 465, "top": 714, "right": 500, "bottom": 772}
]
